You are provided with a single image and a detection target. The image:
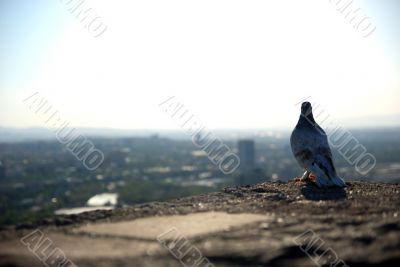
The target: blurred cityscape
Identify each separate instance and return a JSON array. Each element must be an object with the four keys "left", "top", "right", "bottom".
[{"left": 0, "top": 127, "right": 399, "bottom": 225}]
